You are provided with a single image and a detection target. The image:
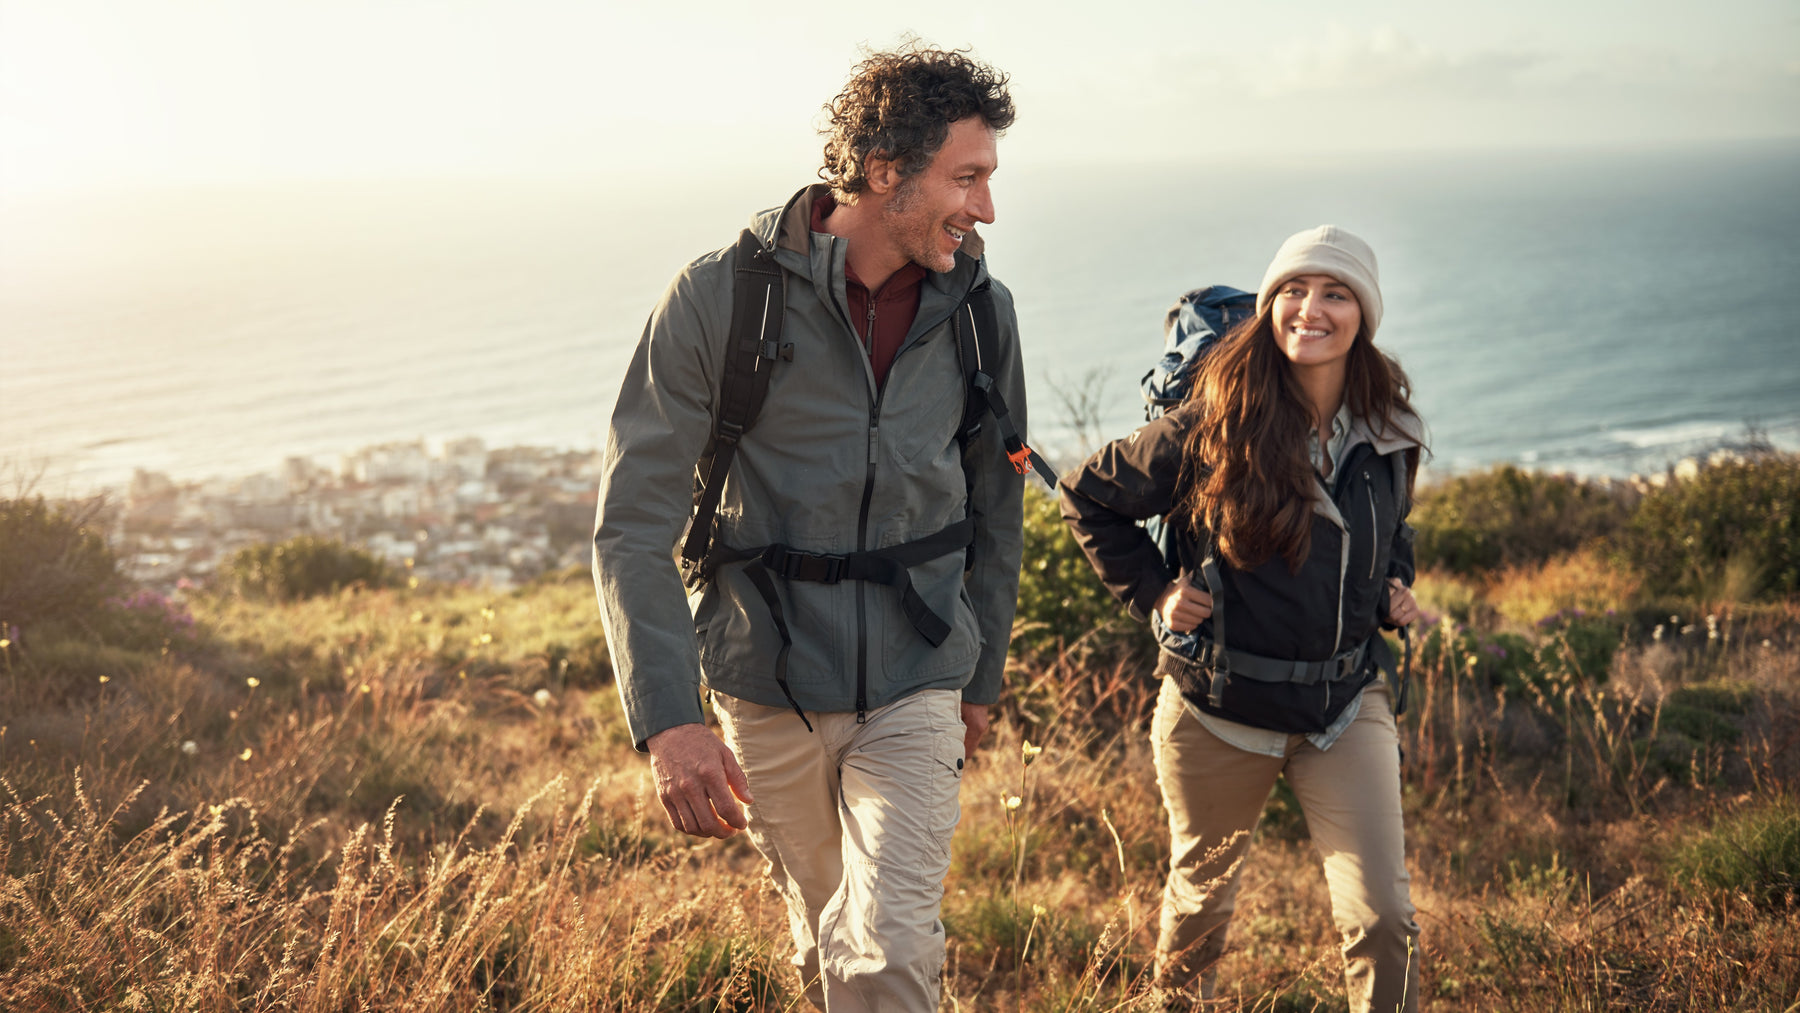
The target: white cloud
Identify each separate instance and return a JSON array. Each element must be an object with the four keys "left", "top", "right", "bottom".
[{"left": 1250, "top": 26, "right": 1546, "bottom": 100}]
